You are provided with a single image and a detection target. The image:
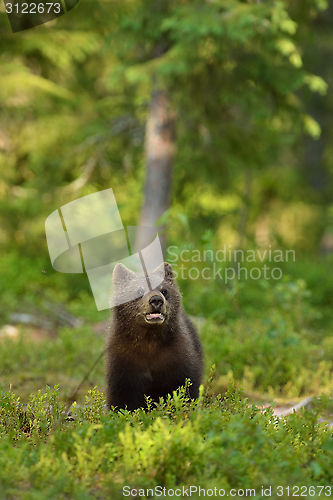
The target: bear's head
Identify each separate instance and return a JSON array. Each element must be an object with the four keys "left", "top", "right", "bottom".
[{"left": 111, "top": 262, "right": 181, "bottom": 329}]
